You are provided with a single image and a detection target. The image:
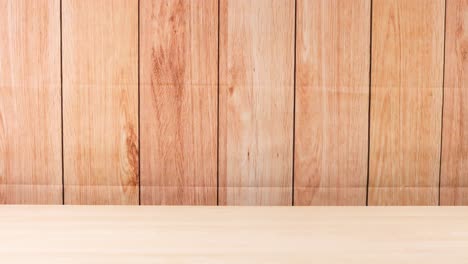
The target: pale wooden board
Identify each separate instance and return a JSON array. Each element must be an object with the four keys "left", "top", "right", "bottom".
[
  {"left": 1, "top": 206, "right": 468, "bottom": 263},
  {"left": 218, "top": 0, "right": 295, "bottom": 205},
  {"left": 294, "top": 0, "right": 370, "bottom": 205},
  {"left": 62, "top": 0, "right": 139, "bottom": 205},
  {"left": 0, "top": 0, "right": 62, "bottom": 204},
  {"left": 441, "top": 0, "right": 468, "bottom": 205},
  {"left": 369, "top": 0, "right": 445, "bottom": 205},
  {"left": 140, "top": 0, "right": 218, "bottom": 205}
]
